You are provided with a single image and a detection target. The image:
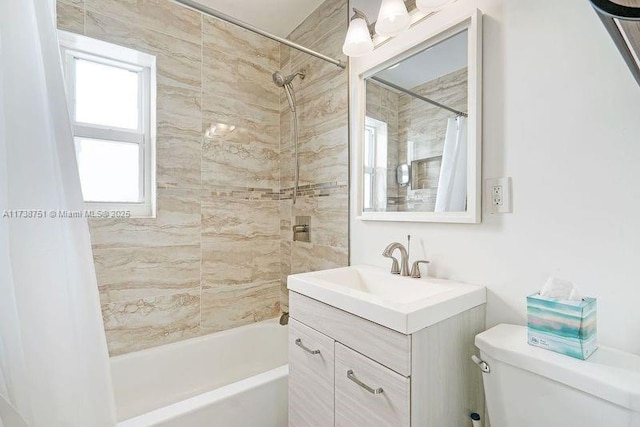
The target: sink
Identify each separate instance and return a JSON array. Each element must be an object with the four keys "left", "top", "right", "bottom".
[{"left": 287, "top": 264, "right": 486, "bottom": 334}]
